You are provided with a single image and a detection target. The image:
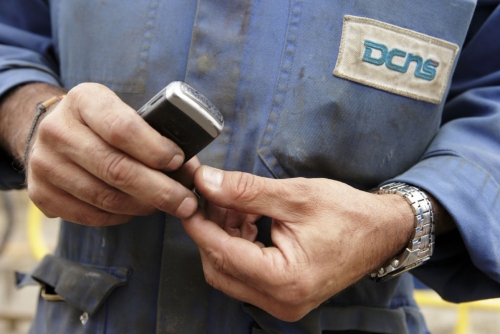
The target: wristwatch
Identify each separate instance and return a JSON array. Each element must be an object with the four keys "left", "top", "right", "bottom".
[{"left": 369, "top": 182, "right": 435, "bottom": 282}]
